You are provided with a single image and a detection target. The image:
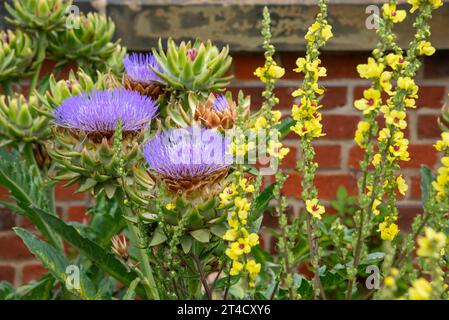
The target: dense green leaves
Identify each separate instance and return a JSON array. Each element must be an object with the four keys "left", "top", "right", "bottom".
[
  {"left": 31, "top": 207, "right": 146, "bottom": 298},
  {"left": 14, "top": 227, "right": 97, "bottom": 300}
]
